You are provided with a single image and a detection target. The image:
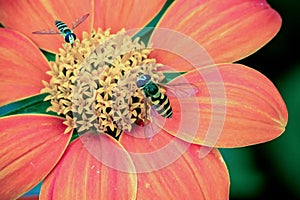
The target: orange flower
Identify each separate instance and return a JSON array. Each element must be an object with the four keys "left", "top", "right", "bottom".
[{"left": 0, "top": 0, "right": 287, "bottom": 199}]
